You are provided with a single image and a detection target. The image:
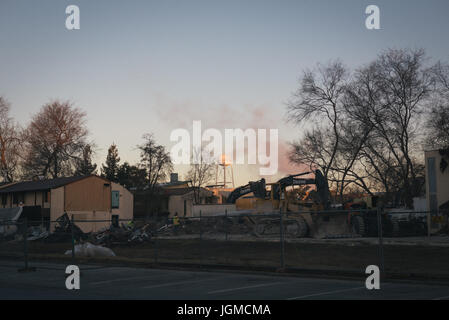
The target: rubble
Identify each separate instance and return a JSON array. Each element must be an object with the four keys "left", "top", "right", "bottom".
[
  {"left": 44, "top": 213, "right": 87, "bottom": 243},
  {"left": 90, "top": 222, "right": 152, "bottom": 245},
  {"left": 27, "top": 226, "right": 48, "bottom": 241}
]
